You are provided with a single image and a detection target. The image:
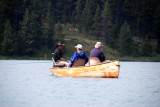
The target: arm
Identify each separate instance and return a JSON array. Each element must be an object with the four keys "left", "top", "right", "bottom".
[
  {"left": 99, "top": 52, "right": 105, "bottom": 62},
  {"left": 70, "top": 52, "right": 77, "bottom": 63},
  {"left": 59, "top": 50, "right": 66, "bottom": 61},
  {"left": 60, "top": 58, "right": 65, "bottom": 61},
  {"left": 68, "top": 52, "right": 77, "bottom": 67}
]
